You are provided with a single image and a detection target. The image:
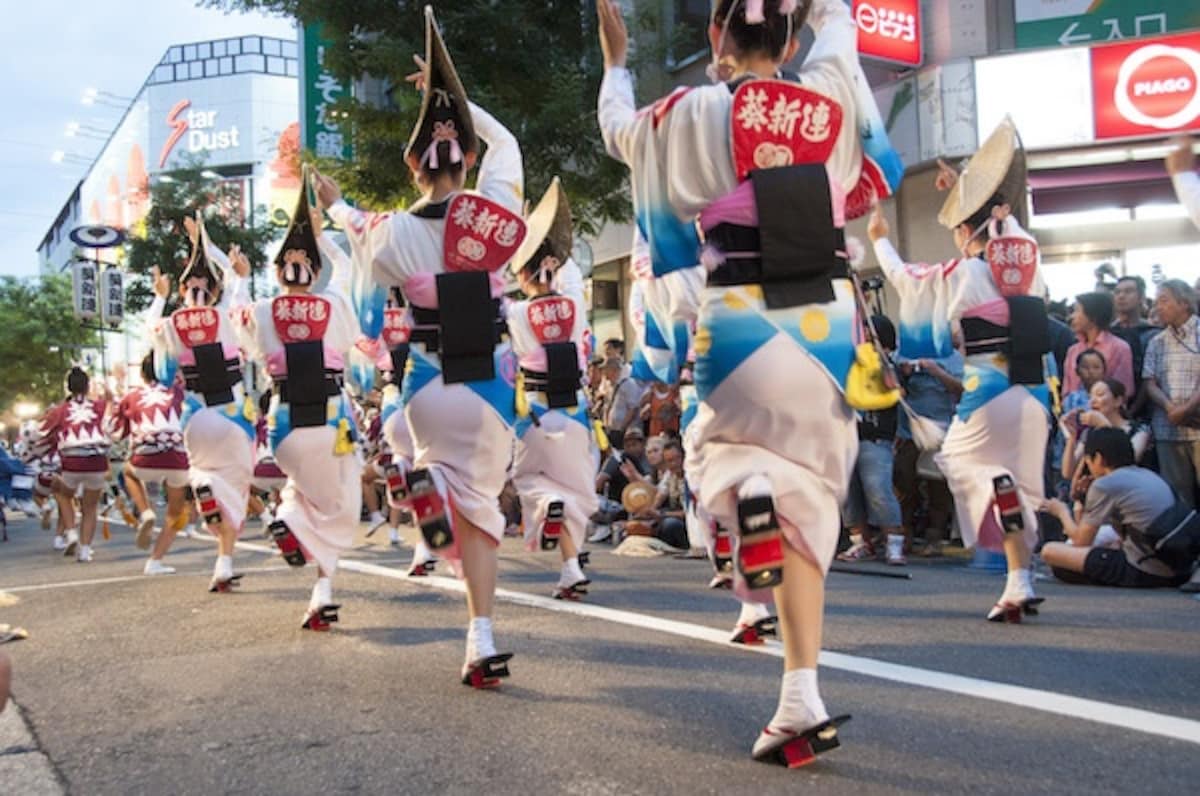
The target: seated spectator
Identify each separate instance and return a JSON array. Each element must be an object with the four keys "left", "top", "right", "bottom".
[
  {"left": 1061, "top": 378, "right": 1151, "bottom": 506},
  {"left": 644, "top": 434, "right": 666, "bottom": 482},
  {"left": 839, "top": 316, "right": 906, "bottom": 565},
  {"left": 1041, "top": 428, "right": 1192, "bottom": 588},
  {"left": 1064, "top": 292, "right": 1134, "bottom": 400},
  {"left": 590, "top": 427, "right": 651, "bottom": 541},
  {"left": 1062, "top": 348, "right": 1106, "bottom": 414},
  {"left": 629, "top": 439, "right": 689, "bottom": 549},
  {"left": 893, "top": 348, "right": 963, "bottom": 557}
]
